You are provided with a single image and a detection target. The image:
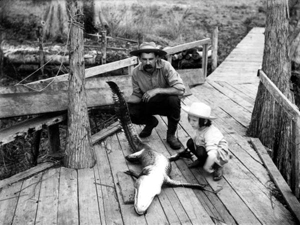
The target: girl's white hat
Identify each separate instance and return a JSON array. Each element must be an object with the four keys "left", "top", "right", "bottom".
[{"left": 182, "top": 102, "right": 216, "bottom": 120}]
